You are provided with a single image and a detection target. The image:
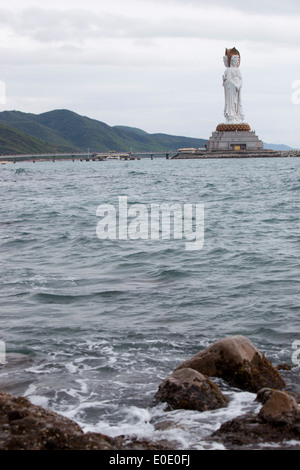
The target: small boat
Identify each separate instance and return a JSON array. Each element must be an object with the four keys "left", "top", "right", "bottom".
[{"left": 105, "top": 155, "right": 120, "bottom": 160}]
